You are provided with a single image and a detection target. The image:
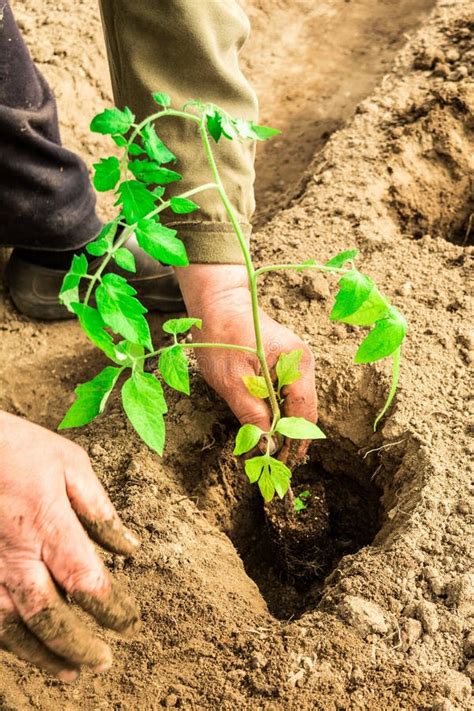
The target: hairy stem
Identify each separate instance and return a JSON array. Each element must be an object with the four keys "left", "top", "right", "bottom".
[
  {"left": 142, "top": 341, "right": 258, "bottom": 362},
  {"left": 199, "top": 121, "right": 281, "bottom": 428}
]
